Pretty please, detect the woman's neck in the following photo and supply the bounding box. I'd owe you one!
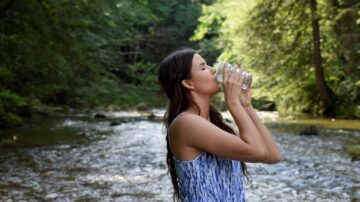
[186,94,212,120]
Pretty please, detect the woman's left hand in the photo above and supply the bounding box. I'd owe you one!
[240,88,252,108]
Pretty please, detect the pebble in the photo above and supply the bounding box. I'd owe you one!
[9,177,22,184]
[45,193,58,200]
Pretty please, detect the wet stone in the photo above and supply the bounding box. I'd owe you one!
[93,113,107,119]
[147,112,156,119]
[8,177,22,184]
[44,193,58,200]
[28,182,42,193]
[299,125,319,135]
[110,120,123,126]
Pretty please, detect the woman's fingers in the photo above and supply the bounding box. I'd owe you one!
[223,63,229,82]
[232,65,245,85]
[223,63,245,88]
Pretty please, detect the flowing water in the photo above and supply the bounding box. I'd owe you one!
[0,109,359,202]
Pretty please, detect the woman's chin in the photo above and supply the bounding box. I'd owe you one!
[213,86,222,94]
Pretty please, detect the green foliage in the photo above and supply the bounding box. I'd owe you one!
[0,91,25,128]
[0,0,211,126]
[2,0,358,128]
[0,91,25,113]
[0,113,23,128]
[192,0,360,118]
[191,2,228,65]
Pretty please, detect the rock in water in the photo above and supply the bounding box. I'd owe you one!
[94,113,107,119]
[110,120,123,126]
[45,193,58,200]
[299,125,319,135]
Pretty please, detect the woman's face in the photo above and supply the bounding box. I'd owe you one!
[185,53,221,95]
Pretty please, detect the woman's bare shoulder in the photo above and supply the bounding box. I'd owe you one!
[171,113,209,129]
[170,112,223,145]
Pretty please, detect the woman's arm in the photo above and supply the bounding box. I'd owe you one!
[171,66,270,162]
[244,105,282,164]
[227,101,269,161]
[240,88,282,164]
[171,112,269,162]
[223,65,269,161]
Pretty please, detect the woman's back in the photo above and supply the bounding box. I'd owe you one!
[173,152,246,202]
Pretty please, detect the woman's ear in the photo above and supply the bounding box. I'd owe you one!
[181,79,194,90]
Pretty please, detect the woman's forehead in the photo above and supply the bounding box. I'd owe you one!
[192,53,205,65]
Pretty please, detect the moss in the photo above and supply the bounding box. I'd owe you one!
[345,137,360,161]
[347,145,360,161]
[344,137,360,161]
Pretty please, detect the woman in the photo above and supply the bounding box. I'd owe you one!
[158,48,281,201]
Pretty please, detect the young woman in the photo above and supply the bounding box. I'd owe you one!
[158,48,281,201]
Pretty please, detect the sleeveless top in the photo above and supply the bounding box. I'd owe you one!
[169,114,246,202]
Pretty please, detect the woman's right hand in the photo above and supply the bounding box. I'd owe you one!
[222,64,245,106]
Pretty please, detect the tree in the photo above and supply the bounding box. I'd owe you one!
[309,0,336,116]
[0,0,214,127]
[192,0,360,118]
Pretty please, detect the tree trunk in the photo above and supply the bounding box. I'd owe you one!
[309,0,336,117]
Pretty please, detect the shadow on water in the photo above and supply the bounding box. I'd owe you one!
[0,109,359,201]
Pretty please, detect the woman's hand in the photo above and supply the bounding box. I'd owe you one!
[239,67,253,108]
[240,88,252,108]
[222,64,244,106]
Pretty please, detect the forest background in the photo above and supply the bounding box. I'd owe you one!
[0,0,359,128]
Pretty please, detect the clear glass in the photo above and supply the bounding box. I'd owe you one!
[215,62,252,90]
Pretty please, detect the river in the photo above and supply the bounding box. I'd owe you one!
[0,109,359,201]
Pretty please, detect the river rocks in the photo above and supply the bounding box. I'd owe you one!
[107,104,122,111]
[110,120,123,126]
[299,125,319,135]
[138,110,158,120]
[9,177,22,184]
[344,137,360,161]
[147,112,156,119]
[135,102,149,111]
[93,113,107,119]
[45,193,58,200]
[346,137,360,161]
[347,145,360,161]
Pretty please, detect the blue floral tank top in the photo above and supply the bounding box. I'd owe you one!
[173,152,246,202]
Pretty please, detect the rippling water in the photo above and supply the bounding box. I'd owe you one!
[0,110,359,201]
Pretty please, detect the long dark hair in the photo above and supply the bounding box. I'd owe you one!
[158,48,249,201]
